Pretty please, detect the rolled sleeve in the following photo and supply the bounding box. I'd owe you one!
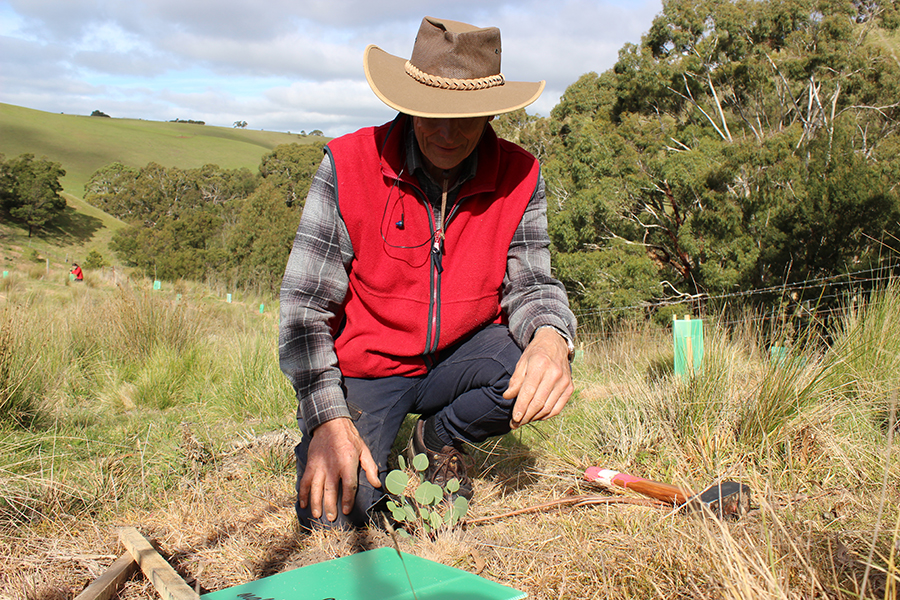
[501,174,577,348]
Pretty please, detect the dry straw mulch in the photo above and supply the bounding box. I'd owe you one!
[1,429,894,600]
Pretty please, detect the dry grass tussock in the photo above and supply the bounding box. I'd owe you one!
[3,411,898,600]
[1,277,899,600]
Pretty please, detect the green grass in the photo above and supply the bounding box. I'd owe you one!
[1,101,329,286]
[0,102,322,197]
[1,272,898,599]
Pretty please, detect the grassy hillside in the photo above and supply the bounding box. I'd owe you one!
[0,102,321,197]
[0,102,326,276]
[0,192,126,279]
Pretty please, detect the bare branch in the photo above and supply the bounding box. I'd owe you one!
[764,51,806,128]
[669,137,693,152]
[838,102,900,119]
[679,73,730,142]
[707,72,733,142]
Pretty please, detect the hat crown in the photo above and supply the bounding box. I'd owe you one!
[409,17,501,80]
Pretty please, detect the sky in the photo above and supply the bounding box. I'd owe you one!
[0,0,662,138]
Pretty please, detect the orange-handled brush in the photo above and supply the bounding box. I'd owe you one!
[584,467,693,505]
[584,467,752,518]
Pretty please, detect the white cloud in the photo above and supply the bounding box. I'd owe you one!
[159,31,361,80]
[0,0,662,136]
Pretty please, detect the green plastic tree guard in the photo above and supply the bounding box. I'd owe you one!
[673,315,704,378]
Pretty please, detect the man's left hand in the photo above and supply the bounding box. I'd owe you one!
[503,327,574,429]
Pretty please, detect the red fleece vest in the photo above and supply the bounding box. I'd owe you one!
[327,117,540,378]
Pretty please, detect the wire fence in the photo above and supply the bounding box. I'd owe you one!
[571,263,900,334]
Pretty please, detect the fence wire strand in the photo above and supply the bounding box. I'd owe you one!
[571,263,900,328]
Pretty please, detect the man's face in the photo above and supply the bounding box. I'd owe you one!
[412,116,491,177]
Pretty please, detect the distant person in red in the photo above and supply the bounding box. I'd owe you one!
[70,263,83,281]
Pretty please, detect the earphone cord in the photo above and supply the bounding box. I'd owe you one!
[379,169,433,250]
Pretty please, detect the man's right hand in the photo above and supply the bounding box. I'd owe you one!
[297,417,381,522]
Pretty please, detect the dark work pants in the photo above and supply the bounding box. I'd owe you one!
[294,324,522,529]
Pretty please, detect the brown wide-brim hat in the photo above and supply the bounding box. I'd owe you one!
[364,16,545,119]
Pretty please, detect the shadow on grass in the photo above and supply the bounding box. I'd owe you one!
[646,352,673,386]
[471,432,539,496]
[40,205,104,245]
[387,414,540,497]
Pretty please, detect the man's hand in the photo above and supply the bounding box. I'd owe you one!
[503,327,573,429]
[297,417,381,522]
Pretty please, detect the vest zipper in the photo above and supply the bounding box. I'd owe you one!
[421,171,470,367]
[426,172,450,358]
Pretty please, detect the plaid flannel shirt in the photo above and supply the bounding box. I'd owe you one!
[279,123,576,432]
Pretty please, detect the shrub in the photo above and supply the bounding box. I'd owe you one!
[384,453,469,535]
[83,250,108,270]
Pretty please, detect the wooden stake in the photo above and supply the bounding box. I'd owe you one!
[118,527,200,600]
[686,335,694,374]
[74,554,138,600]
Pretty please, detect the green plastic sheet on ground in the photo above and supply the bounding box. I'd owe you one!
[201,546,526,600]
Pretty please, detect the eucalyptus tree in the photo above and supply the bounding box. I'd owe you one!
[0,154,66,237]
[544,0,900,319]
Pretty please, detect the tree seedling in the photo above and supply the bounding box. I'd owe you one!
[384,453,469,536]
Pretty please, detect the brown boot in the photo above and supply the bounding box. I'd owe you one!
[408,419,473,501]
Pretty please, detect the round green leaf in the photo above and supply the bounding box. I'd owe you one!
[452,495,469,519]
[385,470,409,495]
[412,453,430,472]
[397,455,407,471]
[390,505,408,522]
[445,478,460,494]
[429,510,443,530]
[426,482,445,505]
[403,504,417,522]
[415,483,430,505]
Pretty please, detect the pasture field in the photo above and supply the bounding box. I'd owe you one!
[0,103,318,197]
[0,267,897,600]
[1,101,324,289]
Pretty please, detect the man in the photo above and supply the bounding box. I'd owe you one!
[279,16,577,530]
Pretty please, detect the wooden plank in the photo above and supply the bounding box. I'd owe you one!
[118,527,200,600]
[74,554,138,600]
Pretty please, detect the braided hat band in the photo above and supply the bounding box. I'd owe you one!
[363,17,544,119]
[404,61,505,91]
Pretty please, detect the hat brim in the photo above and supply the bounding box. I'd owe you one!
[364,45,545,118]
